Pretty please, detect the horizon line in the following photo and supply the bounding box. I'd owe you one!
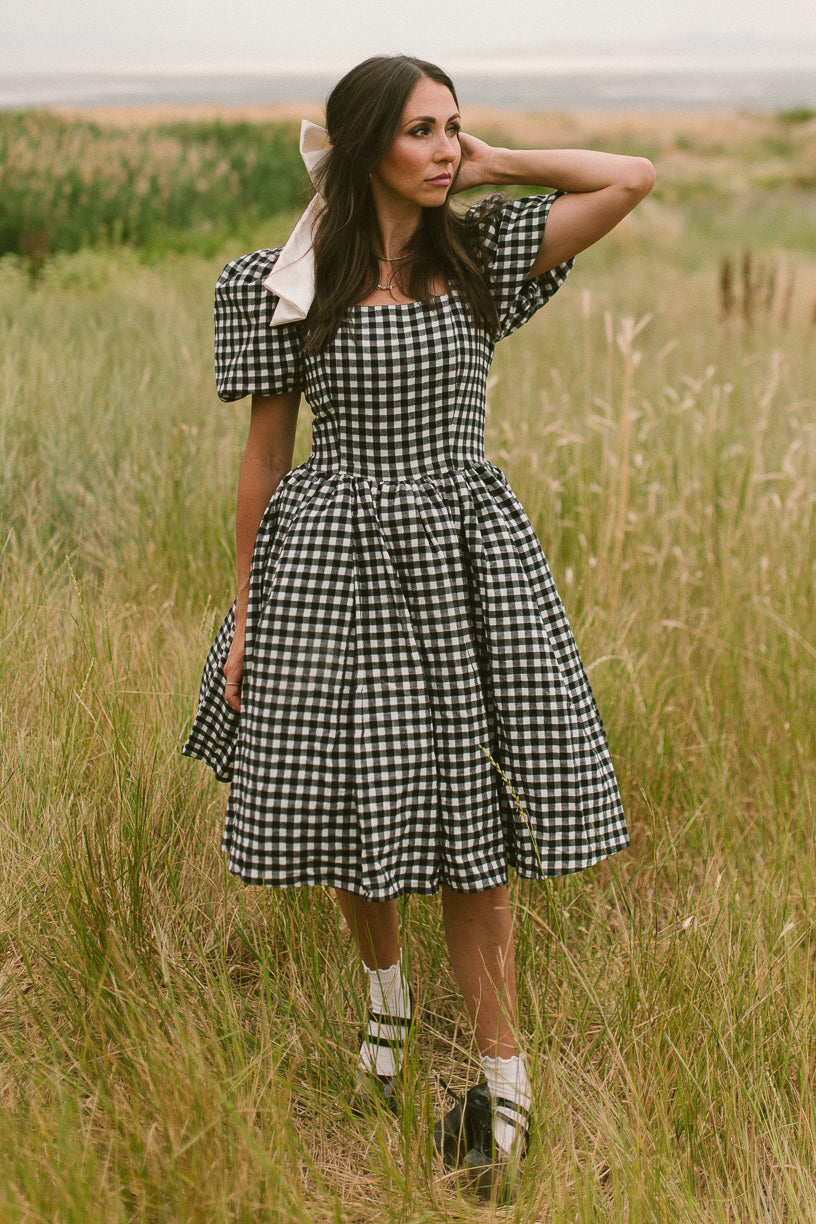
[5,48,816,78]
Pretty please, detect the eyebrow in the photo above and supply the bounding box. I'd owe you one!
[404,112,461,126]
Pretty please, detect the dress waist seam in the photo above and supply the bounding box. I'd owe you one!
[303,456,495,482]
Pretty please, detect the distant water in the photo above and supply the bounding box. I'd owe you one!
[1,63,815,112]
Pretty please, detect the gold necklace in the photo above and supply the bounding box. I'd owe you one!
[376,251,410,293]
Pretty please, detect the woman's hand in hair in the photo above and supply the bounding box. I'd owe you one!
[453,132,500,193]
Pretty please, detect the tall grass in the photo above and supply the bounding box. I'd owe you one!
[0,112,308,259]
[0,128,815,1219]
[4,106,816,265]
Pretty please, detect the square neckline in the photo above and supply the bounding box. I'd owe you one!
[350,293,451,311]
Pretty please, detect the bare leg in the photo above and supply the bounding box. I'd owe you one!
[336,889,400,969]
[441,884,519,1060]
[337,890,410,1095]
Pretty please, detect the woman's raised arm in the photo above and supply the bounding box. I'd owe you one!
[456,133,656,276]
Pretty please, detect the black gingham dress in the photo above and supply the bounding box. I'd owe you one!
[183,194,629,900]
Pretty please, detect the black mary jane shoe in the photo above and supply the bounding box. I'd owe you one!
[435,1081,530,1203]
[348,988,415,1117]
[433,1081,471,1167]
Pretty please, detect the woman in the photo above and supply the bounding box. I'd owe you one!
[184,54,654,1197]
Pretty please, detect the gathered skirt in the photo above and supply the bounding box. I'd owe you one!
[182,456,628,900]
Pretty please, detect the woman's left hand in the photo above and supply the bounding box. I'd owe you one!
[453,133,498,193]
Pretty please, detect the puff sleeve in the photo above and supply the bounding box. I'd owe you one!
[214,248,306,401]
[469,194,574,340]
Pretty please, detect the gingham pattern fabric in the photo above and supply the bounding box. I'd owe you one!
[183,194,629,899]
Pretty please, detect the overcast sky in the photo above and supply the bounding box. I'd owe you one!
[4,0,816,73]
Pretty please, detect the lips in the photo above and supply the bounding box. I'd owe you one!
[426,175,452,186]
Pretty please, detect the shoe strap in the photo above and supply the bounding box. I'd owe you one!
[363,1007,413,1048]
[364,1024,409,1048]
[367,1007,413,1029]
[493,1095,531,1132]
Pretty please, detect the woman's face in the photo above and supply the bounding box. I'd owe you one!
[370,77,461,213]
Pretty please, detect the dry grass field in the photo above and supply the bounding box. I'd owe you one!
[0,107,814,1221]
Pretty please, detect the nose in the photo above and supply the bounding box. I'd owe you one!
[435,131,460,163]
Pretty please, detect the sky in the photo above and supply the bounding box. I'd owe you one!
[4,0,816,74]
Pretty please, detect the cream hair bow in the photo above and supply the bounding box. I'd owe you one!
[262,120,331,326]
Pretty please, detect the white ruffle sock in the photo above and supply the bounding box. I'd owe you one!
[481,1052,532,1155]
[358,960,413,1078]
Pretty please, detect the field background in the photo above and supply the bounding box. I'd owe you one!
[0,105,815,1222]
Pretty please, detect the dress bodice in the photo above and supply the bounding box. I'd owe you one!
[304,294,493,479]
[211,195,574,477]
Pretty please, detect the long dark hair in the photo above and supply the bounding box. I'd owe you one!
[303,55,500,353]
